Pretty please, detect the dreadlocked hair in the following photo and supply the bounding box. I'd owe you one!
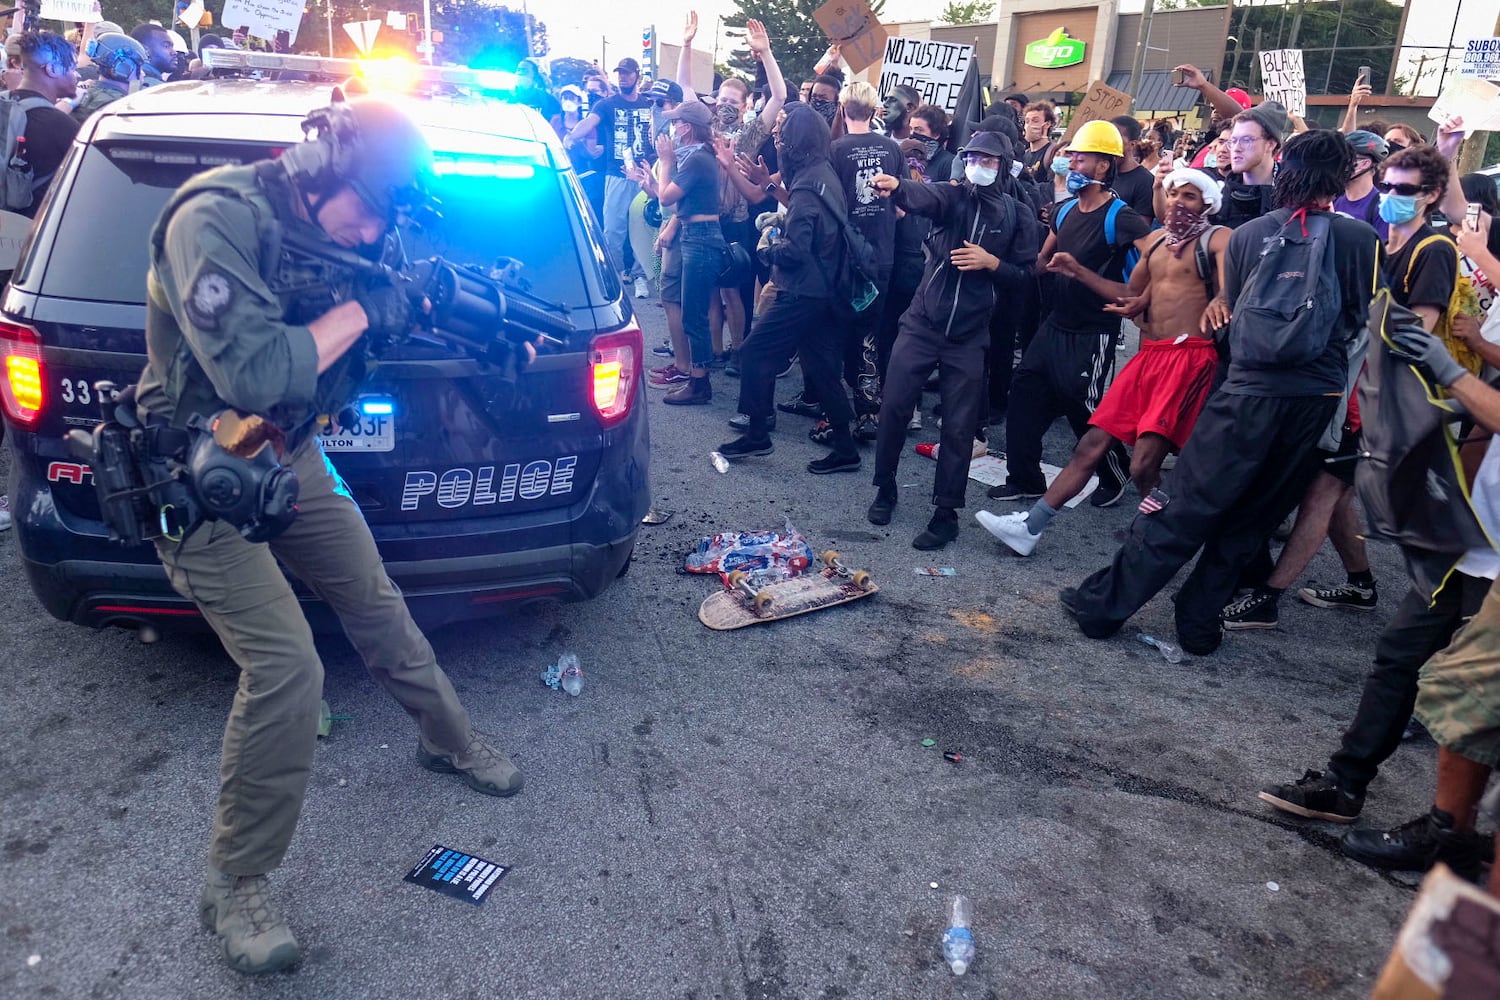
[1274,129,1353,210]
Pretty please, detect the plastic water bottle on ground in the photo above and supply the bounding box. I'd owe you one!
[942,895,975,976]
[1139,634,1185,663]
[540,652,585,696]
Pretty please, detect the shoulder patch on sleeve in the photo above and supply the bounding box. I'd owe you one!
[186,266,236,330]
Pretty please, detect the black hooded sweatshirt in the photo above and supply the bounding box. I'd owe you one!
[760,105,843,300]
[890,162,1039,342]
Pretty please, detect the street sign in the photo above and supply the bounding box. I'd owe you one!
[343,18,381,56]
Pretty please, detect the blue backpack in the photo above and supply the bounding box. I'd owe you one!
[1053,195,1141,282]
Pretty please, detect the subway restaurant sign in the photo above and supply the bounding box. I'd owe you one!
[1025,28,1086,70]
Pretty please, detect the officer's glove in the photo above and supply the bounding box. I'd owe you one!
[355,275,415,355]
[1388,326,1467,388]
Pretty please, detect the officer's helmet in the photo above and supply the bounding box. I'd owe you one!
[87,32,147,83]
[286,97,433,225]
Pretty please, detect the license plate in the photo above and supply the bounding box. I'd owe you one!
[321,405,395,452]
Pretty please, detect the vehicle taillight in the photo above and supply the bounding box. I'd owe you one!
[0,318,44,430]
[589,322,642,428]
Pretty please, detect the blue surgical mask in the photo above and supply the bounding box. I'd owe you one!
[1204,153,1219,169]
[1051,155,1070,176]
[1378,192,1422,225]
[1065,169,1096,195]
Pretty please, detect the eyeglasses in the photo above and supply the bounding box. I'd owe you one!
[1375,180,1430,196]
[1227,135,1266,147]
[651,100,666,107]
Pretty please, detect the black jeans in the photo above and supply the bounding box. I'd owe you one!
[1071,391,1338,653]
[1002,319,1128,494]
[874,317,986,509]
[1327,574,1490,796]
[737,292,851,436]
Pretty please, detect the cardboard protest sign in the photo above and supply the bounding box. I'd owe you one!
[1459,38,1500,80]
[877,37,974,117]
[1258,49,1306,118]
[39,0,100,22]
[221,0,303,43]
[813,0,888,76]
[1060,79,1132,145]
[1429,77,1500,133]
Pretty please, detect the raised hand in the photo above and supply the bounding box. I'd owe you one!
[746,19,769,56]
[683,11,698,45]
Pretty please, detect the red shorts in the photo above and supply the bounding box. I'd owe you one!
[1088,337,1218,449]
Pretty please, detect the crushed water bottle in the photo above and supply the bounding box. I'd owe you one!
[1139,634,1184,664]
[540,652,585,696]
[941,895,975,976]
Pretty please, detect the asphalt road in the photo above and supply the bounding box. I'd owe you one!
[0,299,1455,999]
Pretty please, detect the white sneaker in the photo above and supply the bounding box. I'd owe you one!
[975,509,1038,556]
[634,276,651,299]
[0,494,11,531]
[907,409,922,431]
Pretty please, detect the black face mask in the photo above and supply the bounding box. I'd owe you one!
[810,98,837,125]
[920,136,942,159]
[1386,140,1407,153]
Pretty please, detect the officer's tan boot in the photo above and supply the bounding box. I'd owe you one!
[200,868,302,975]
[417,733,524,797]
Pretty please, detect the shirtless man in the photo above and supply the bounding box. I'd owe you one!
[977,168,1229,556]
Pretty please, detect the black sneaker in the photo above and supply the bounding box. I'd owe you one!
[728,412,775,431]
[651,341,674,357]
[1298,581,1378,611]
[777,392,822,417]
[808,419,833,445]
[1341,807,1493,881]
[1090,470,1128,508]
[776,354,798,378]
[1220,590,1279,630]
[867,489,896,525]
[987,482,1044,502]
[1257,770,1363,823]
[717,436,774,459]
[853,413,879,442]
[808,450,860,475]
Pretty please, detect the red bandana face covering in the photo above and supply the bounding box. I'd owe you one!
[1163,201,1211,256]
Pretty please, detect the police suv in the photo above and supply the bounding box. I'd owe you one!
[0,52,649,632]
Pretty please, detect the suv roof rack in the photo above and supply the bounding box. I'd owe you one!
[201,49,519,97]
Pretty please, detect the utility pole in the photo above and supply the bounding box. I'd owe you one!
[326,0,334,57]
[1127,0,1155,99]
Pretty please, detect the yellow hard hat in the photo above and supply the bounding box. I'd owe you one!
[1065,119,1125,157]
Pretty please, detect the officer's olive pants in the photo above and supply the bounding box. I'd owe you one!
[156,440,473,875]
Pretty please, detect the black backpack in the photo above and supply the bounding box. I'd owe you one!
[1228,210,1341,369]
[809,180,879,317]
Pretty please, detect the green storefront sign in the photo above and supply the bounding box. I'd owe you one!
[1025,28,1087,70]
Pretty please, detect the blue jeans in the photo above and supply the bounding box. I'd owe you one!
[603,175,638,279]
[678,220,725,369]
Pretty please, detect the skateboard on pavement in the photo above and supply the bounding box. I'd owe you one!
[698,550,879,630]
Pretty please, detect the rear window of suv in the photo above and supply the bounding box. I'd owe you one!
[32,138,598,309]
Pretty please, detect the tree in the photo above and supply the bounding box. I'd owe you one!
[546,56,596,89]
[723,0,884,81]
[938,1,996,25]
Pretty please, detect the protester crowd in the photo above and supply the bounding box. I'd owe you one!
[541,13,1500,897]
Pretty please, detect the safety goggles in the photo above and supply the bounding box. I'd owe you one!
[1374,180,1430,196]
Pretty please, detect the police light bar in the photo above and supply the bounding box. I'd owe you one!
[201,49,517,93]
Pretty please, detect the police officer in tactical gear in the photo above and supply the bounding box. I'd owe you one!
[68,32,146,123]
[136,97,524,976]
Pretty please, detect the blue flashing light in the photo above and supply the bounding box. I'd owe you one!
[471,69,517,91]
[434,159,536,179]
[360,399,395,416]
